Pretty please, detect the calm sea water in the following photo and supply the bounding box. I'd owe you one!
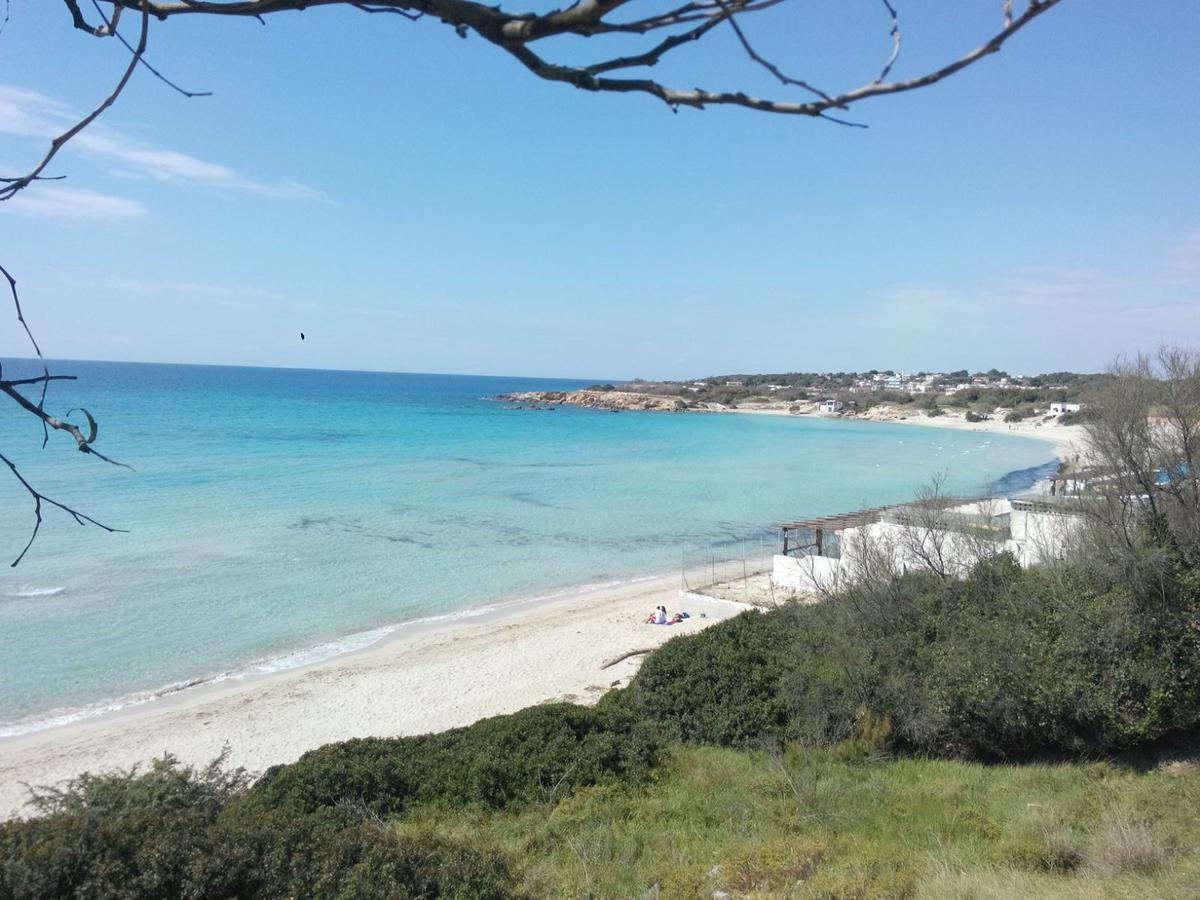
[0,361,1056,733]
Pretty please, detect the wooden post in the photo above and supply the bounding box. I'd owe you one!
[816,527,824,557]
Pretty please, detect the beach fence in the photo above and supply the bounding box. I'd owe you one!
[679,533,776,606]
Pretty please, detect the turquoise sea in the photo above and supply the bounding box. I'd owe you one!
[0,361,1056,734]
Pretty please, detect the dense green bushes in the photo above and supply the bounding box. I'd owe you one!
[0,702,658,898]
[619,606,794,746]
[247,701,660,816]
[0,756,519,900]
[623,553,1200,759]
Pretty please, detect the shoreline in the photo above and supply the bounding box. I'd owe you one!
[496,390,1087,465]
[0,570,678,742]
[0,573,749,820]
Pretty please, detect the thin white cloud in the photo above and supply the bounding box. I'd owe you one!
[4,185,146,222]
[878,264,1150,315]
[92,274,291,302]
[0,85,319,200]
[342,305,414,321]
[1163,230,1200,283]
[866,237,1200,366]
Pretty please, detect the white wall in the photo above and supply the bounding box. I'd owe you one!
[1009,508,1084,564]
[773,508,1083,595]
[773,553,842,593]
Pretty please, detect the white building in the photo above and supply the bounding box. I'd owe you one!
[819,399,845,414]
[773,494,1087,595]
[1049,402,1082,415]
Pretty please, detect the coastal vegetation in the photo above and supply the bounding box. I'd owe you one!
[2,351,1198,898]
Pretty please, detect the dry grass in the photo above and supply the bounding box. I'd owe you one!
[1085,812,1169,876]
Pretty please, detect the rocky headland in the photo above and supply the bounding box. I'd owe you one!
[495,390,706,412]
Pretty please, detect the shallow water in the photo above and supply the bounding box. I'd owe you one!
[0,361,1055,732]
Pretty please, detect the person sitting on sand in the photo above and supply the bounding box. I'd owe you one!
[670,611,689,624]
[645,605,667,625]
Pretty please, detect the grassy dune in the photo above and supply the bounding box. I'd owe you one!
[403,743,1200,899]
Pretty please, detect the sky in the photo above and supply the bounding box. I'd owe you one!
[0,0,1197,380]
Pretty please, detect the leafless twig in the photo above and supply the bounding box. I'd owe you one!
[0,3,148,202]
[38,0,1066,125]
[1,263,130,563]
[91,0,214,97]
[0,451,128,567]
[875,0,901,83]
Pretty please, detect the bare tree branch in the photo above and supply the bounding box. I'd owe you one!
[0,384,133,470]
[875,0,900,83]
[69,0,1065,120]
[0,3,148,202]
[0,375,79,388]
[584,10,729,76]
[712,0,834,104]
[0,0,1065,201]
[0,451,128,567]
[1,263,130,563]
[91,0,214,97]
[0,263,54,447]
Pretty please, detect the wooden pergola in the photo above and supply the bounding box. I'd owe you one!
[778,506,890,557]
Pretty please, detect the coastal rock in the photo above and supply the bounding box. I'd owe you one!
[494,389,706,413]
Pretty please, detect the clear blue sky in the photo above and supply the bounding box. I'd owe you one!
[1,1,1197,379]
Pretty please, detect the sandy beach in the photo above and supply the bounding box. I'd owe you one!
[734,405,1087,465]
[861,412,1087,464]
[0,574,747,820]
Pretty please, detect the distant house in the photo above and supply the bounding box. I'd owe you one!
[725,380,744,387]
[819,399,845,414]
[1049,402,1082,415]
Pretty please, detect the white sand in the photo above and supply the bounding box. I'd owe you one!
[0,574,748,820]
[871,413,1088,465]
[732,406,1087,465]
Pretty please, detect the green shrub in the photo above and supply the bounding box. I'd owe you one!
[623,607,795,746]
[964,410,985,423]
[0,756,519,900]
[781,554,1200,758]
[247,702,660,817]
[624,553,1200,759]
